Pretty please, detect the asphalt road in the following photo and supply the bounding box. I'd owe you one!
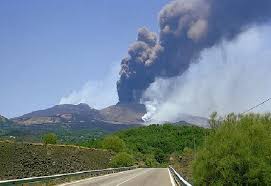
[60,168,175,186]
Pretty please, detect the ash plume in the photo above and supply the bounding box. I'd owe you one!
[117,0,271,103]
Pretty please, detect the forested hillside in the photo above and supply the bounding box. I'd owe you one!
[81,124,208,167]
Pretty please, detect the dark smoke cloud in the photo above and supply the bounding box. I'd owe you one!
[117,0,271,103]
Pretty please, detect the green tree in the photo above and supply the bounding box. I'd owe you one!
[110,152,134,168]
[144,154,159,167]
[209,111,220,129]
[101,136,126,153]
[193,113,271,185]
[42,133,58,145]
[155,150,167,164]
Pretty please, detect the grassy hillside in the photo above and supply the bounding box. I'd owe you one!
[0,141,114,180]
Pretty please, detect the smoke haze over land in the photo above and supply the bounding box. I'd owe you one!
[142,25,271,124]
[60,64,119,109]
[117,0,271,104]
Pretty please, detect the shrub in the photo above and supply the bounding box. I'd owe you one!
[145,155,159,168]
[42,133,58,145]
[193,113,271,185]
[110,152,134,168]
[101,136,125,153]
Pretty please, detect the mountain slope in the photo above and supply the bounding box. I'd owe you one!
[12,103,147,125]
[12,104,102,125]
[100,103,146,124]
[6,104,143,140]
[19,103,99,118]
[0,115,9,124]
[10,103,208,128]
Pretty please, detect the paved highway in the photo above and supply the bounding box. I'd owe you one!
[60,168,176,186]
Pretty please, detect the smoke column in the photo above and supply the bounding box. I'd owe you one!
[117,0,271,103]
[142,25,271,124]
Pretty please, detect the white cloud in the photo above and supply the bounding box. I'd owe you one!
[142,24,271,124]
[59,64,119,109]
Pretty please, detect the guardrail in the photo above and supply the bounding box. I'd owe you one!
[0,166,136,186]
[169,166,192,186]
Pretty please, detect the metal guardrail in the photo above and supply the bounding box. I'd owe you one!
[0,166,137,186]
[169,166,192,186]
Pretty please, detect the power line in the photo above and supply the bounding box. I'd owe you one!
[241,97,271,115]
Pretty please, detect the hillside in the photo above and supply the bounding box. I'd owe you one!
[82,124,209,167]
[12,103,102,125]
[4,104,143,142]
[100,103,146,124]
[12,103,146,125]
[0,115,9,124]
[0,141,114,180]
[0,120,139,144]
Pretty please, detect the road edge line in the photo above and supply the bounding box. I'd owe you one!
[168,168,177,186]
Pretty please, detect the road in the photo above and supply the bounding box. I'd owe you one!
[60,168,176,186]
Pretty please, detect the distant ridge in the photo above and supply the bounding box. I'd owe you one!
[0,115,9,124]
[12,103,146,125]
[16,103,100,119]
[10,103,208,127]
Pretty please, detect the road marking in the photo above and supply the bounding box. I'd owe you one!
[59,169,142,186]
[116,169,151,186]
[168,168,176,186]
[169,166,192,186]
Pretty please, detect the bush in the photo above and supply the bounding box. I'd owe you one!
[193,113,271,185]
[42,133,58,145]
[101,136,125,153]
[110,152,134,168]
[145,155,159,168]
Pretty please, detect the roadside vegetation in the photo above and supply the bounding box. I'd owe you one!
[80,124,208,168]
[193,113,271,185]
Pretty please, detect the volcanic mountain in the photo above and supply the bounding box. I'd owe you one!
[12,103,146,125]
[11,103,208,127]
[13,103,102,125]
[5,103,145,137]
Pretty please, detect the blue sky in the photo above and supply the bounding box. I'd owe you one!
[0,0,169,117]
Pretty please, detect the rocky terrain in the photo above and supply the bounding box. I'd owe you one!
[100,103,146,124]
[0,141,113,180]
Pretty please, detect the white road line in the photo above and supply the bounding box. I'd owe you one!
[59,169,141,186]
[169,167,192,186]
[168,168,176,186]
[116,169,151,186]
